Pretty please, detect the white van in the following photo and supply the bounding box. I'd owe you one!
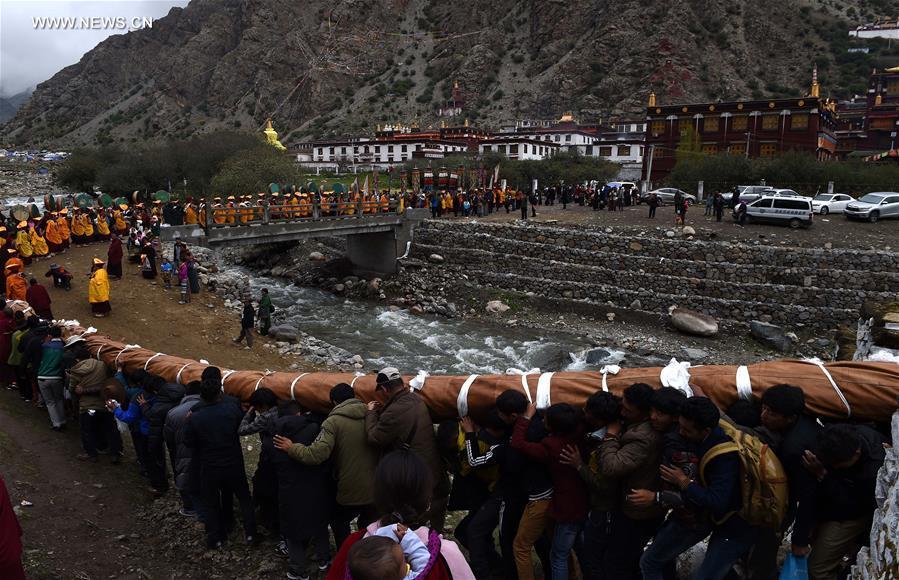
[743,195,814,228]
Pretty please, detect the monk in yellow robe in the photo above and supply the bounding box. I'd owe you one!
[81,214,95,241]
[71,213,86,245]
[185,204,198,225]
[114,210,128,234]
[88,258,111,317]
[96,213,111,239]
[14,225,33,264]
[45,219,62,253]
[30,227,49,257]
[56,214,71,249]
[5,269,26,301]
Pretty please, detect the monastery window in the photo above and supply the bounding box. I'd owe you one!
[340,147,346,154]
[483,145,492,152]
[702,144,718,155]
[599,146,613,157]
[761,115,779,130]
[791,114,809,130]
[729,143,746,156]
[678,118,693,133]
[317,148,323,156]
[329,147,335,155]
[731,115,748,131]
[760,143,778,157]
[650,120,666,136]
[585,145,593,155]
[510,145,519,154]
[703,117,719,133]
[888,79,899,95]
[401,145,408,153]
[565,134,572,142]
[618,145,631,156]
[388,145,394,153]
[374,146,381,153]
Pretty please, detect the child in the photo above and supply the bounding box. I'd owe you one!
[178,258,190,304]
[160,258,173,290]
[347,536,406,580]
[371,522,430,580]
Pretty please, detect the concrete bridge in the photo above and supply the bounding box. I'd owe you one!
[161,202,429,276]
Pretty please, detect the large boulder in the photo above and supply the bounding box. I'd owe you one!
[530,348,571,372]
[486,300,510,314]
[268,324,299,342]
[428,253,445,264]
[584,348,613,364]
[749,321,794,352]
[668,306,718,337]
[309,251,326,262]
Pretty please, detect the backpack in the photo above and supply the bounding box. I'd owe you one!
[698,420,789,530]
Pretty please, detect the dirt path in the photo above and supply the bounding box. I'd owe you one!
[29,243,294,371]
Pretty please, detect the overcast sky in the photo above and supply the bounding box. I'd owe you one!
[1,0,189,96]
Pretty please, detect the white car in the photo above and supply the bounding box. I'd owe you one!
[769,189,808,198]
[811,193,853,215]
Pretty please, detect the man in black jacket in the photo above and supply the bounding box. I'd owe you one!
[641,397,757,579]
[233,297,255,348]
[750,384,820,579]
[184,371,257,548]
[142,374,185,496]
[801,423,885,580]
[496,390,552,580]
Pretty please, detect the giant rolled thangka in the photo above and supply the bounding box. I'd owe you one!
[69,325,899,423]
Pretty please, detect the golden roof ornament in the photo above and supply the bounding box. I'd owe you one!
[648,91,657,107]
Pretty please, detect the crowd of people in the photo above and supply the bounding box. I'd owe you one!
[3,324,889,580]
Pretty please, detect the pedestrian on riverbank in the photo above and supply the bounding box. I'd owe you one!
[258,288,274,336]
[648,191,659,219]
[714,192,725,222]
[88,258,111,318]
[234,297,255,349]
[705,193,714,217]
[178,257,190,304]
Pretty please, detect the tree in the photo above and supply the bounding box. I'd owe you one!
[210,146,299,195]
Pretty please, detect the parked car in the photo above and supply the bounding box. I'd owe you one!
[736,185,775,204]
[740,195,814,228]
[844,192,899,223]
[769,188,808,198]
[641,188,697,205]
[811,193,853,215]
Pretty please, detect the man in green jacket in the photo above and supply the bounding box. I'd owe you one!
[274,383,378,546]
[257,288,274,336]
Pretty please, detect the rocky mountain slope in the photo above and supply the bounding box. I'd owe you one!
[1,0,896,147]
[0,88,33,124]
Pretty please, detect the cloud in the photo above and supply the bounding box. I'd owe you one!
[0,0,188,96]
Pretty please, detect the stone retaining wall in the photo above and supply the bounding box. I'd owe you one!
[412,220,899,330]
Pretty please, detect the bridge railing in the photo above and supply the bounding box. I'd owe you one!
[205,200,400,228]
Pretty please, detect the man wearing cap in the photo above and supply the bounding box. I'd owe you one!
[88,258,111,317]
[365,367,450,530]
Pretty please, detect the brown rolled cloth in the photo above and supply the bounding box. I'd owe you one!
[70,327,899,423]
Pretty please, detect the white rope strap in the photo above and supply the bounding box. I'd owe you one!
[809,360,851,418]
[735,366,752,401]
[536,372,555,409]
[176,363,193,385]
[254,377,266,391]
[143,352,165,371]
[94,345,105,360]
[456,374,479,417]
[599,365,621,393]
[114,345,140,365]
[521,374,533,403]
[350,373,364,389]
[289,372,309,400]
[221,370,237,392]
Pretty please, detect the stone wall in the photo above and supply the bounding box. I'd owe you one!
[411,221,899,331]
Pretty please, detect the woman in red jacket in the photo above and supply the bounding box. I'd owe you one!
[0,474,25,580]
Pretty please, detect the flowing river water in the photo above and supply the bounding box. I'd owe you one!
[236,269,627,374]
